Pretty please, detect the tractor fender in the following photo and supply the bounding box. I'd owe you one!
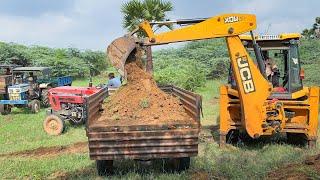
[39,83,51,89]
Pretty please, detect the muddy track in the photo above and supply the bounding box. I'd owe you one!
[0,142,88,158]
[267,154,320,180]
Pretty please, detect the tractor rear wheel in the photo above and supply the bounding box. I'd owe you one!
[43,115,65,135]
[29,100,41,113]
[0,104,11,115]
[96,160,113,176]
[41,88,51,107]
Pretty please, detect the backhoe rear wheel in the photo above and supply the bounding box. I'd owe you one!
[287,133,307,147]
[43,115,65,135]
[0,104,11,115]
[96,160,113,176]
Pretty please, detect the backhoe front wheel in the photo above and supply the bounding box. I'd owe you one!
[0,104,11,115]
[96,160,113,176]
[43,115,65,135]
[220,130,240,147]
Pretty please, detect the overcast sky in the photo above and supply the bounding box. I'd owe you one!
[0,0,318,50]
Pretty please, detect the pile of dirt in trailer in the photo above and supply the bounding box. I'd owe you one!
[94,62,194,126]
[267,154,320,180]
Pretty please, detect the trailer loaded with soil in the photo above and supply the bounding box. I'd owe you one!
[85,62,202,175]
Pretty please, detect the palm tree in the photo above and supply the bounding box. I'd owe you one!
[121,0,173,32]
[121,0,173,72]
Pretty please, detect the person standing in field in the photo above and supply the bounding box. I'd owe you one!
[107,73,122,88]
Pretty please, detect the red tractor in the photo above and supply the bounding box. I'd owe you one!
[43,86,108,135]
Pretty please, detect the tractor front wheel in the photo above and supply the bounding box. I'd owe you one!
[0,104,11,115]
[43,115,65,135]
[29,100,41,113]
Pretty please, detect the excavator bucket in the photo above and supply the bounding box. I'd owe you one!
[107,36,137,76]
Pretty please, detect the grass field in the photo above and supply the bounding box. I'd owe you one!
[0,78,319,179]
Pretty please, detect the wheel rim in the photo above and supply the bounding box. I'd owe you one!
[34,103,39,112]
[45,119,62,135]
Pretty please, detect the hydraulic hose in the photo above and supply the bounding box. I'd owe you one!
[250,31,267,79]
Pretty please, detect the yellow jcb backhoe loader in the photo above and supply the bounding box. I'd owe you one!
[220,33,320,147]
[107,13,320,148]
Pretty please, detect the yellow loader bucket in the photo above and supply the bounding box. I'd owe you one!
[106,36,137,76]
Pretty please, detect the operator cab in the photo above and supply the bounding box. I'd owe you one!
[239,33,303,98]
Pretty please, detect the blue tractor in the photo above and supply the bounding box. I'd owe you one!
[0,67,72,115]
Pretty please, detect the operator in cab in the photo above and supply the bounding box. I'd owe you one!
[107,73,122,88]
[5,68,11,75]
[263,51,280,87]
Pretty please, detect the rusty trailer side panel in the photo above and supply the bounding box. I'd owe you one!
[88,129,199,160]
[85,85,202,161]
[84,86,108,125]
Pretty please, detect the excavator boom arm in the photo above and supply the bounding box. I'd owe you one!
[140,14,256,45]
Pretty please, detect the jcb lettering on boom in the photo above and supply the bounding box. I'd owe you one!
[224,16,240,23]
[237,56,255,93]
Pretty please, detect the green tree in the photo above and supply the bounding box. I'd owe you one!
[0,41,108,78]
[302,17,320,39]
[121,0,173,32]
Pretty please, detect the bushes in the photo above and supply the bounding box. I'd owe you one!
[154,57,206,91]
[299,39,320,86]
[152,39,228,90]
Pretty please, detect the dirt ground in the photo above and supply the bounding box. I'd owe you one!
[94,61,195,126]
[0,142,88,158]
[267,154,320,180]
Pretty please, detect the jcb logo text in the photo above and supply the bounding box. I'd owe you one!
[224,16,240,23]
[237,57,255,93]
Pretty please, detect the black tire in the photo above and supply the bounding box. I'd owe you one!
[43,115,65,135]
[41,88,50,107]
[170,157,191,172]
[226,130,240,145]
[29,100,41,113]
[69,118,85,126]
[96,160,113,176]
[0,104,11,115]
[178,157,190,171]
[287,133,307,147]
